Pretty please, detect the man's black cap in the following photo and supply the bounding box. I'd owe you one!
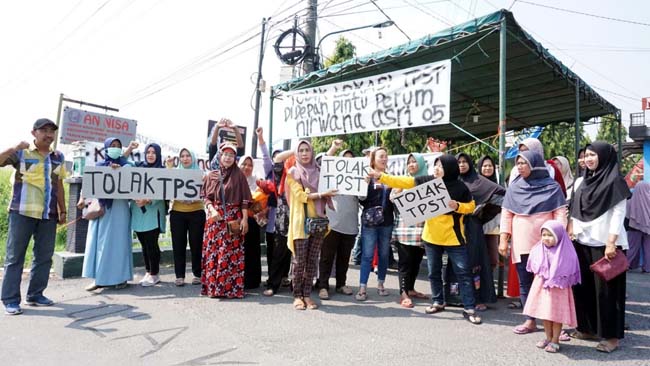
[33,118,58,130]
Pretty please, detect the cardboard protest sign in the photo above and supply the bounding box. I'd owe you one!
[392,177,452,225]
[275,59,451,139]
[60,107,137,145]
[318,156,369,196]
[82,166,203,200]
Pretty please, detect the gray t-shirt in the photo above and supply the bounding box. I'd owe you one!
[326,195,359,235]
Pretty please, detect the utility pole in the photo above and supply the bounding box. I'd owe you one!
[304,0,318,74]
[251,18,267,158]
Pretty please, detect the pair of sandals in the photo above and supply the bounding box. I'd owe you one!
[424,303,481,325]
[355,287,389,301]
[536,339,560,353]
[400,291,430,308]
[293,297,318,310]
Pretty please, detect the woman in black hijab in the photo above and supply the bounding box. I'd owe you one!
[456,153,505,311]
[569,141,631,353]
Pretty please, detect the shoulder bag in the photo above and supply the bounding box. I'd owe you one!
[300,179,329,236]
[362,183,386,227]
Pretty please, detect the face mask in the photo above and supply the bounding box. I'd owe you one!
[106,147,122,160]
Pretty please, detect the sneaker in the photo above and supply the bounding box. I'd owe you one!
[336,286,353,295]
[175,278,185,287]
[191,277,201,285]
[318,288,330,300]
[139,273,151,284]
[142,275,160,287]
[4,303,23,315]
[25,295,54,307]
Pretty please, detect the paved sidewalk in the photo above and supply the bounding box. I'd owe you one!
[1,264,649,366]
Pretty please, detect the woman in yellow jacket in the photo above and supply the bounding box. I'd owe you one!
[368,154,481,324]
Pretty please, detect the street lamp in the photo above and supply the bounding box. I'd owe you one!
[313,20,394,70]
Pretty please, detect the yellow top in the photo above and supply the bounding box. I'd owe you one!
[170,200,204,212]
[378,173,475,246]
[286,174,317,253]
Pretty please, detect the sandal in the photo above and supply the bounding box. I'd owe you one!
[175,278,185,287]
[293,297,306,310]
[569,330,599,340]
[544,342,560,353]
[377,287,389,296]
[596,340,619,353]
[475,304,488,312]
[408,291,429,300]
[559,330,571,342]
[303,297,319,310]
[400,297,414,308]
[536,339,551,349]
[507,301,522,309]
[114,281,128,289]
[263,289,274,297]
[424,303,445,314]
[355,291,368,301]
[513,324,538,335]
[463,310,482,325]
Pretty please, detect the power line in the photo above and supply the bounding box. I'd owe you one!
[516,0,650,27]
[370,0,412,41]
[400,0,454,26]
[121,40,260,108]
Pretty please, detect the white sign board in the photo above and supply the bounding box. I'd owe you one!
[60,107,137,145]
[82,166,204,200]
[392,178,453,226]
[318,156,370,196]
[276,59,451,139]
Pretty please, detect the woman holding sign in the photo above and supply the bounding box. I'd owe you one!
[81,138,135,291]
[167,148,205,287]
[201,143,252,299]
[356,147,395,302]
[285,140,337,310]
[499,150,567,334]
[131,143,168,287]
[390,153,429,308]
[368,154,482,325]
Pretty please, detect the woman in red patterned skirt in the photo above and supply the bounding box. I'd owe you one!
[201,143,252,298]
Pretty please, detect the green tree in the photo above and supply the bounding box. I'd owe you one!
[538,122,591,167]
[596,114,626,144]
[323,36,356,68]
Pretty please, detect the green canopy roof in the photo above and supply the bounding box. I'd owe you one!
[273,9,618,140]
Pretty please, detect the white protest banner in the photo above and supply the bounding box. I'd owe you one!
[318,156,369,196]
[82,166,203,200]
[275,59,451,139]
[393,177,452,226]
[60,107,137,145]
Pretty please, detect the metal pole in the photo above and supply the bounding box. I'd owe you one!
[575,80,581,179]
[268,89,274,155]
[251,18,267,158]
[304,0,318,74]
[617,109,623,164]
[497,16,507,298]
[53,93,64,151]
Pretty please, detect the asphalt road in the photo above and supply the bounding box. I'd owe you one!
[1,264,649,366]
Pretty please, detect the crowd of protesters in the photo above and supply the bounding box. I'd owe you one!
[2,118,645,355]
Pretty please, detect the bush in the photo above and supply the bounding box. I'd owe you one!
[0,168,68,266]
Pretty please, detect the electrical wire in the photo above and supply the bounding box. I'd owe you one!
[516,0,650,27]
[400,0,454,26]
[369,0,412,40]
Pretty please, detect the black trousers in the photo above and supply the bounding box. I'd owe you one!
[170,210,205,279]
[136,228,161,275]
[396,242,424,294]
[573,242,626,339]
[317,230,356,290]
[266,233,292,292]
[244,217,261,289]
[266,231,275,273]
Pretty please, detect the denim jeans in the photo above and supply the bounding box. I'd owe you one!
[515,254,535,321]
[359,224,393,286]
[424,242,476,310]
[2,212,57,305]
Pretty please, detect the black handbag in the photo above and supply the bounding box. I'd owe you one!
[300,179,329,236]
[275,195,290,236]
[362,184,386,227]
